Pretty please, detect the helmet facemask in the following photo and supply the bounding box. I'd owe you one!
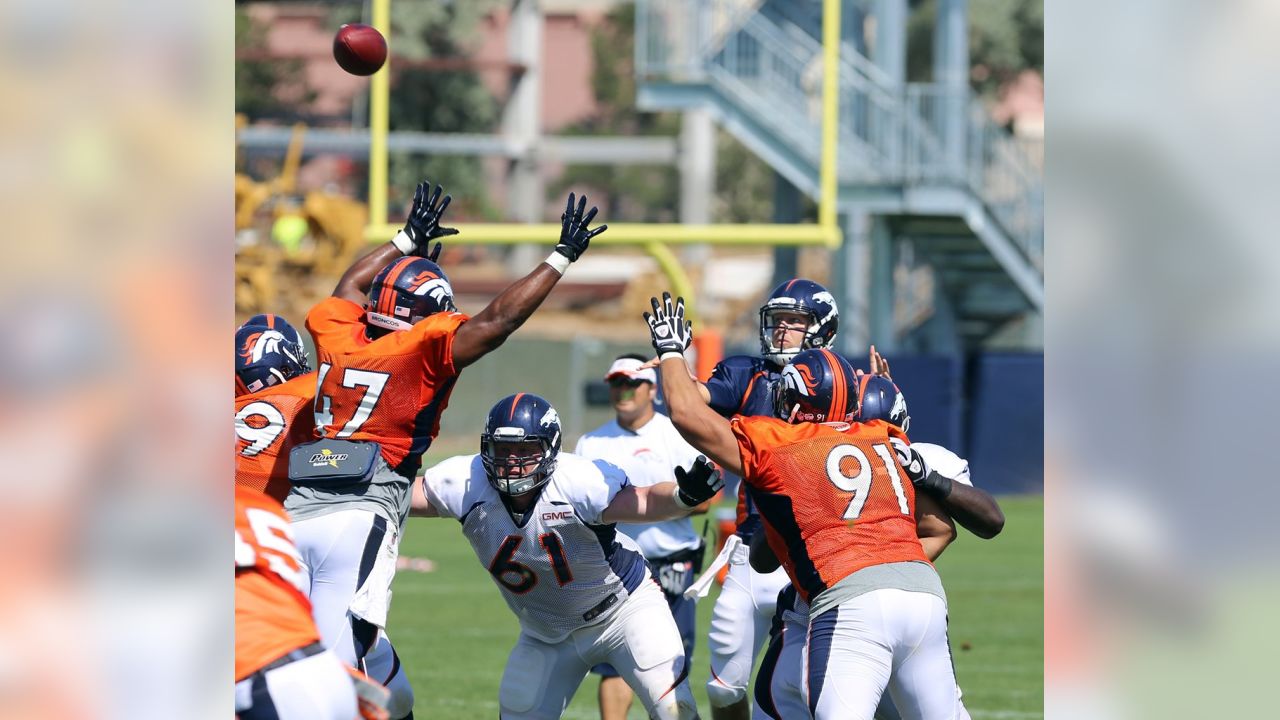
[759,304,825,366]
[481,429,557,498]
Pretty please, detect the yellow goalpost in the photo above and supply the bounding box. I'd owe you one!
[362,0,845,322]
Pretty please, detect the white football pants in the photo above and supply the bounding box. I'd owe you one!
[234,649,357,720]
[364,631,415,719]
[292,508,400,667]
[498,580,698,719]
[805,589,960,720]
[753,609,971,720]
[706,541,790,707]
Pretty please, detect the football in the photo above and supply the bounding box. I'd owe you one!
[333,23,387,76]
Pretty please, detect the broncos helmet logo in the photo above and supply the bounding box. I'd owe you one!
[406,271,454,313]
[890,388,908,420]
[811,291,839,325]
[539,407,562,447]
[238,329,294,364]
[407,271,438,290]
[781,362,821,397]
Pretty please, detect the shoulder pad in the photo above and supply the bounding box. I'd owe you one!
[426,453,481,481]
[713,354,764,372]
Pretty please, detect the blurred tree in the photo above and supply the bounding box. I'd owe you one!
[331,0,503,220]
[552,4,679,222]
[906,0,1043,96]
[714,130,782,224]
[554,4,775,224]
[235,7,315,119]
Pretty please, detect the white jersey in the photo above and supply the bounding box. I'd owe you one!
[574,414,703,558]
[423,452,651,644]
[912,443,974,487]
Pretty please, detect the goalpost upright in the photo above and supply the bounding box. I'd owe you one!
[364,0,845,323]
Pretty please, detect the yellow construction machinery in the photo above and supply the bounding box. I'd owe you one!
[235,115,370,318]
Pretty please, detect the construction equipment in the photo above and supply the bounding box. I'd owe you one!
[235,116,371,316]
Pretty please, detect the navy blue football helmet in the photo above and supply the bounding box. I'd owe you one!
[773,348,859,424]
[758,279,839,365]
[235,314,310,394]
[856,374,910,433]
[481,393,563,497]
[366,256,457,333]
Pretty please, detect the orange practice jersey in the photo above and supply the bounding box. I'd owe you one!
[235,487,319,681]
[306,297,469,475]
[235,373,317,503]
[731,417,928,603]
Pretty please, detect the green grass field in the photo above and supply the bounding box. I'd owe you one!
[388,495,1043,719]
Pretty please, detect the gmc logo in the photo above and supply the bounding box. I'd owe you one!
[541,511,574,521]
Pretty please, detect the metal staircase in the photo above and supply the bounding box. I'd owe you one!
[635,0,1043,350]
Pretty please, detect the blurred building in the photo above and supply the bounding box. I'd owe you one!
[239,1,619,130]
[236,1,1045,491]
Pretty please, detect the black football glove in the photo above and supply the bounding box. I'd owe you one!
[644,292,693,357]
[404,181,458,259]
[674,456,723,509]
[554,192,607,262]
[891,438,951,499]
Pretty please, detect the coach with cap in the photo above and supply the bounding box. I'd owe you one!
[575,353,711,720]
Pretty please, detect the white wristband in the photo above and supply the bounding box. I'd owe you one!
[672,485,696,510]
[659,351,685,362]
[390,229,415,255]
[543,251,571,275]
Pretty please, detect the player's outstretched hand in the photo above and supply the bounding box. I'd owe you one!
[404,181,459,258]
[554,192,607,262]
[870,344,892,379]
[644,292,693,358]
[674,456,723,509]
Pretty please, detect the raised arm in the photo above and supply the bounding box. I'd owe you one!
[333,181,455,304]
[639,355,714,404]
[646,294,745,476]
[450,193,606,369]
